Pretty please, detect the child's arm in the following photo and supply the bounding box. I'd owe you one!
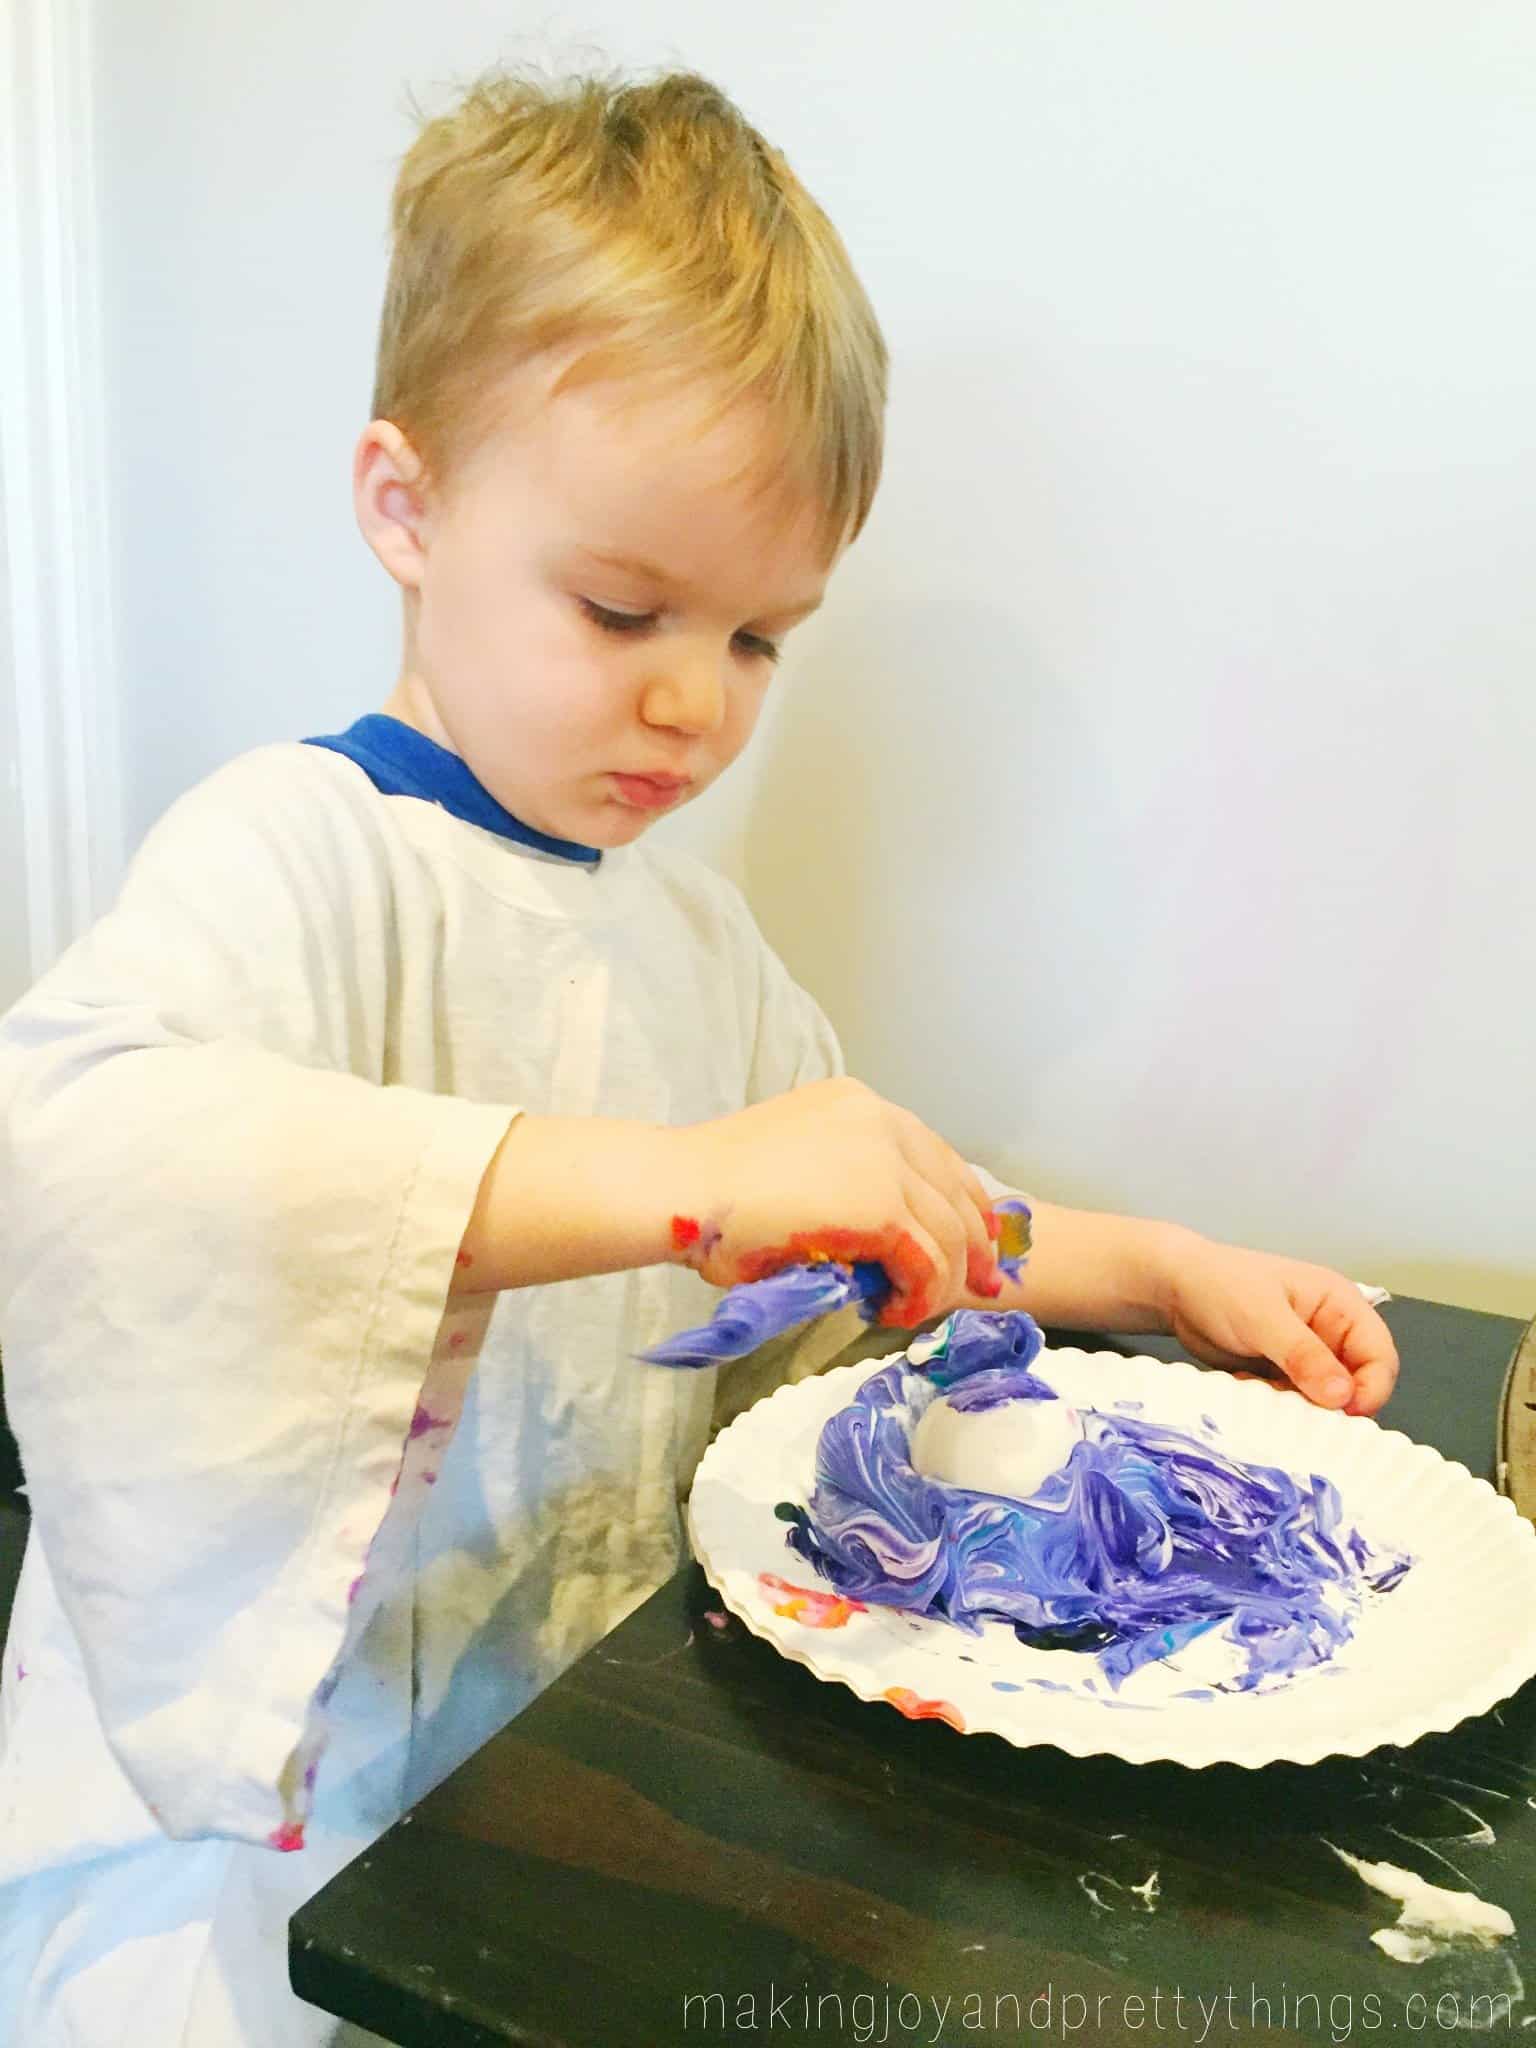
[954,1198,1399,1417]
[454,1077,1007,1329]
[693,893,1398,1417]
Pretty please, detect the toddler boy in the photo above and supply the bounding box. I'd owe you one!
[0,68,1396,2046]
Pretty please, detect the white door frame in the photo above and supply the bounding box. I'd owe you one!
[0,0,123,983]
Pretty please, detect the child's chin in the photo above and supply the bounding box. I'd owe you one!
[591,799,672,844]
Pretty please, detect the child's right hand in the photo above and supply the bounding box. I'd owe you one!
[662,1077,1005,1326]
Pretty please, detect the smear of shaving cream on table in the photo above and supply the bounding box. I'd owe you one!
[1329,1845,1515,1963]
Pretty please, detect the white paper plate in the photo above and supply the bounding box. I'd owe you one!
[687,1345,1536,1768]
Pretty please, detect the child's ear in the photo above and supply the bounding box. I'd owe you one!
[354,421,430,589]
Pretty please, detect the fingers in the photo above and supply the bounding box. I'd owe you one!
[872,1206,951,1328]
[1228,1370,1305,1398]
[899,1173,974,1316]
[1239,1301,1357,1407]
[1341,1358,1395,1418]
[860,1168,984,1327]
[1175,1255,1400,1417]
[1169,1327,1259,1371]
[890,1111,1001,1296]
[1308,1286,1400,1417]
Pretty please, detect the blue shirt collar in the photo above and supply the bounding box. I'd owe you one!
[303,714,602,866]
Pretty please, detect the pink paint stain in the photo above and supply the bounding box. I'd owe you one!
[758,1572,867,1630]
[15,1661,25,1682]
[304,1762,318,1791]
[347,1575,363,1605]
[409,1405,446,1440]
[269,1822,306,1853]
[448,1332,465,1351]
[702,1610,731,1632]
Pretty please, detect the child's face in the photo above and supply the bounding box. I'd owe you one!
[360,358,837,849]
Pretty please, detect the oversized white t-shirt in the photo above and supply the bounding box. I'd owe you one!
[0,736,891,2045]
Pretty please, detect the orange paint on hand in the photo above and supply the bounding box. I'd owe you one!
[454,1250,473,1269]
[738,1227,938,1327]
[671,1215,702,1250]
[883,1687,966,1732]
[759,1573,866,1629]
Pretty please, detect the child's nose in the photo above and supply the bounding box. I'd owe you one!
[639,656,727,736]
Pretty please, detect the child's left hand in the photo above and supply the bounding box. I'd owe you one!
[1157,1236,1398,1417]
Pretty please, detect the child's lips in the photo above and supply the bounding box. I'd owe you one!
[610,772,691,810]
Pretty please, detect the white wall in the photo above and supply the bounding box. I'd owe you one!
[92,2,1536,1315]
[0,487,30,1007]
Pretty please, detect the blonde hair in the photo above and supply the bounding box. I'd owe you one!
[372,67,888,557]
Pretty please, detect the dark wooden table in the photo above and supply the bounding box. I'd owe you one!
[292,1299,1536,2046]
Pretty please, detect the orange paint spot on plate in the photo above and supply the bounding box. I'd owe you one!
[883,1686,966,1732]
[758,1572,866,1630]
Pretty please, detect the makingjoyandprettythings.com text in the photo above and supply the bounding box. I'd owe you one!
[680,1981,1520,2042]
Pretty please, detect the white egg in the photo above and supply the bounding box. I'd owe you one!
[909,1391,1083,1501]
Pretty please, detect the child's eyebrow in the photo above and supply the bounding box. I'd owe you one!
[582,547,676,586]
[579,548,825,624]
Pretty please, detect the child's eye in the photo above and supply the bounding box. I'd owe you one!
[580,597,779,664]
[580,598,657,634]
[734,632,782,665]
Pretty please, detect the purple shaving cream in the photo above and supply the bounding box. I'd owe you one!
[777,1311,1409,1692]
